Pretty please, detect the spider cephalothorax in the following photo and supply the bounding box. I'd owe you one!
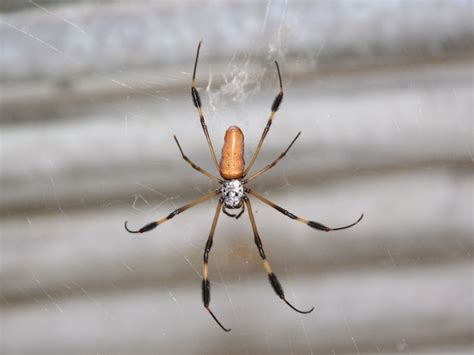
[124,41,363,332]
[221,179,245,218]
[221,180,244,208]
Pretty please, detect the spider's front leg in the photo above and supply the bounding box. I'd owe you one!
[244,61,285,176]
[191,41,220,172]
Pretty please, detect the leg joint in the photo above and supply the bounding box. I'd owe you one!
[268,272,285,298]
[275,205,297,219]
[138,221,158,233]
[307,220,331,231]
[271,92,283,112]
[202,278,210,306]
[203,239,213,262]
[191,87,201,108]
[167,209,180,220]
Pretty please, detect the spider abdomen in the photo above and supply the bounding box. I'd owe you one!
[219,126,245,179]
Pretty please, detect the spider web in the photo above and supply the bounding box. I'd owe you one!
[1,1,472,354]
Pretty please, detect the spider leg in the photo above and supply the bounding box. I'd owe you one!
[124,190,219,234]
[174,135,223,183]
[234,203,245,219]
[247,189,364,231]
[243,197,315,314]
[244,131,301,183]
[191,41,220,172]
[222,206,236,218]
[244,61,284,176]
[202,199,231,332]
[222,204,245,219]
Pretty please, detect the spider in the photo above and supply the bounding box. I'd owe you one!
[124,41,363,332]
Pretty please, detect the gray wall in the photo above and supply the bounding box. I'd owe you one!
[1,1,473,354]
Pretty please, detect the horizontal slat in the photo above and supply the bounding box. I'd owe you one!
[1,61,472,215]
[1,166,471,302]
[1,261,471,354]
[1,0,472,83]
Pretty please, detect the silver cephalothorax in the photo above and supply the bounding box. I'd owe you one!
[221,180,244,208]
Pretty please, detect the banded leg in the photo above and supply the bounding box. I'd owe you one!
[124,190,219,234]
[191,41,220,171]
[202,199,230,332]
[244,61,284,176]
[243,197,314,314]
[174,135,222,183]
[247,189,364,231]
[244,131,301,183]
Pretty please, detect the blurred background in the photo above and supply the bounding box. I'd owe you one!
[1,1,473,354]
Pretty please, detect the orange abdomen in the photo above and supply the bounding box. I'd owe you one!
[219,126,245,179]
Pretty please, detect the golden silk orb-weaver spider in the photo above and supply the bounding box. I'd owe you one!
[124,41,364,332]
